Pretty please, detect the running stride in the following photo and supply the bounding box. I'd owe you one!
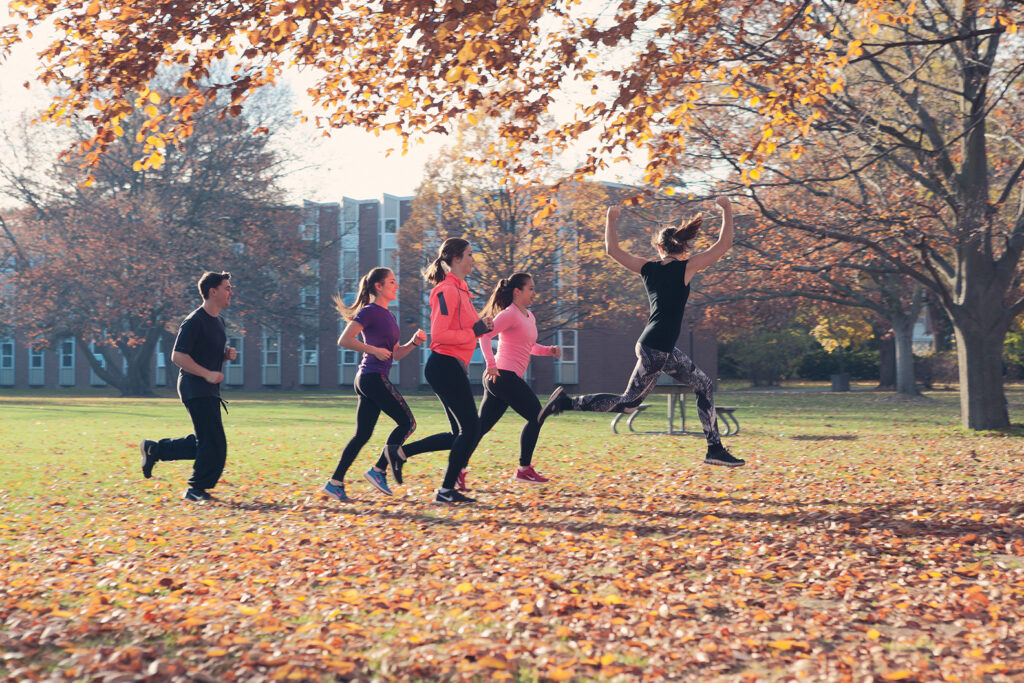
[476,273,562,483]
[321,267,426,501]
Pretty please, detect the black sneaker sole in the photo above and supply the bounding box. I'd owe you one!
[140,440,155,479]
[704,457,746,467]
[383,446,404,485]
[538,387,565,424]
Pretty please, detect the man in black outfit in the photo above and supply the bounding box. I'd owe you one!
[140,271,237,501]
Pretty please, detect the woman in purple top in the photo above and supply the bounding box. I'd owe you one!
[321,267,426,501]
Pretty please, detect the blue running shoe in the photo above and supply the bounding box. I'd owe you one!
[364,469,393,496]
[321,481,349,501]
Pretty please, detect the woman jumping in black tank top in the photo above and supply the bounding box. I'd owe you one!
[539,198,744,467]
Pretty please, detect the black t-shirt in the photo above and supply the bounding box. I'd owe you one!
[637,259,690,352]
[173,306,227,402]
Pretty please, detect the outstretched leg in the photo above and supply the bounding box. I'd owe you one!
[572,343,667,413]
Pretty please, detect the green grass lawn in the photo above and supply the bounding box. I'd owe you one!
[1,385,1022,681]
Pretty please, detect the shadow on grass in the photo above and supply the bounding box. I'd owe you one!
[215,494,1024,543]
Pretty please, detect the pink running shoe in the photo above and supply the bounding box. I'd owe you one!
[513,465,549,484]
[454,469,469,491]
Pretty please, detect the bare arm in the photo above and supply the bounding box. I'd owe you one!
[338,320,391,362]
[171,350,224,384]
[393,329,426,361]
[605,206,647,274]
[685,197,734,284]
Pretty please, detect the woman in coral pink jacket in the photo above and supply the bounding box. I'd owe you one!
[403,237,492,504]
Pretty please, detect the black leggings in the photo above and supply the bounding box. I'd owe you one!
[478,370,543,467]
[331,372,416,481]
[405,352,480,490]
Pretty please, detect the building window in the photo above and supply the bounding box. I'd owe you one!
[339,249,358,306]
[299,334,319,386]
[338,320,358,385]
[554,329,577,385]
[300,262,320,310]
[0,337,13,386]
[28,345,45,386]
[300,205,320,241]
[382,247,398,271]
[384,218,397,234]
[262,331,281,385]
[226,335,244,386]
[59,337,75,386]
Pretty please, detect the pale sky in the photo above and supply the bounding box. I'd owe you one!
[0,2,640,204]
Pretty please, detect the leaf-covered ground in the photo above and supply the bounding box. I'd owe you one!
[1,387,1023,682]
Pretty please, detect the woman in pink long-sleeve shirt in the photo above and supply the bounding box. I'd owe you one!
[475,273,562,484]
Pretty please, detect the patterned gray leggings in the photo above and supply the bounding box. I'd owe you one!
[572,343,721,446]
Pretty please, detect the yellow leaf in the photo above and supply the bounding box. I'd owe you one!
[881,672,914,681]
[86,1,99,16]
[454,582,473,594]
[866,629,881,640]
[546,668,574,682]
[749,168,761,180]
[398,93,413,108]
[206,648,228,657]
[238,605,259,616]
[144,104,158,117]
[148,91,161,104]
[478,655,509,670]
[769,639,794,650]
[600,653,615,666]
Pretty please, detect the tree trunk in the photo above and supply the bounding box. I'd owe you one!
[891,317,918,397]
[953,322,1009,430]
[877,330,895,389]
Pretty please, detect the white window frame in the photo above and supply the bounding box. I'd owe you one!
[0,337,13,386]
[554,328,578,385]
[225,335,244,386]
[59,337,75,386]
[299,334,319,386]
[29,345,45,386]
[262,330,281,386]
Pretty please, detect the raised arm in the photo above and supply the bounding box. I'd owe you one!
[605,206,647,274]
[685,197,734,283]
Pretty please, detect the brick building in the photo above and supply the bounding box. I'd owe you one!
[0,193,716,394]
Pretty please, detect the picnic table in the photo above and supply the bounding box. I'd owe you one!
[610,384,740,436]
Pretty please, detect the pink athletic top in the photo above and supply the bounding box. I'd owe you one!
[478,307,557,378]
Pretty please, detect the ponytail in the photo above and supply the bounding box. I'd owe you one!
[481,272,532,319]
[423,237,470,285]
[335,267,392,321]
[653,215,702,255]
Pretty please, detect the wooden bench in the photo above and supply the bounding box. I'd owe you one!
[610,384,740,436]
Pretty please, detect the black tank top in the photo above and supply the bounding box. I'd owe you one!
[637,259,689,352]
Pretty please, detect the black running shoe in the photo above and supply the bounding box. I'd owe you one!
[383,445,405,485]
[538,386,572,424]
[704,444,746,467]
[183,488,209,501]
[435,488,476,504]
[140,440,157,479]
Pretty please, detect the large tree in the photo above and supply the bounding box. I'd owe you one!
[0,81,312,396]
[672,1,1024,427]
